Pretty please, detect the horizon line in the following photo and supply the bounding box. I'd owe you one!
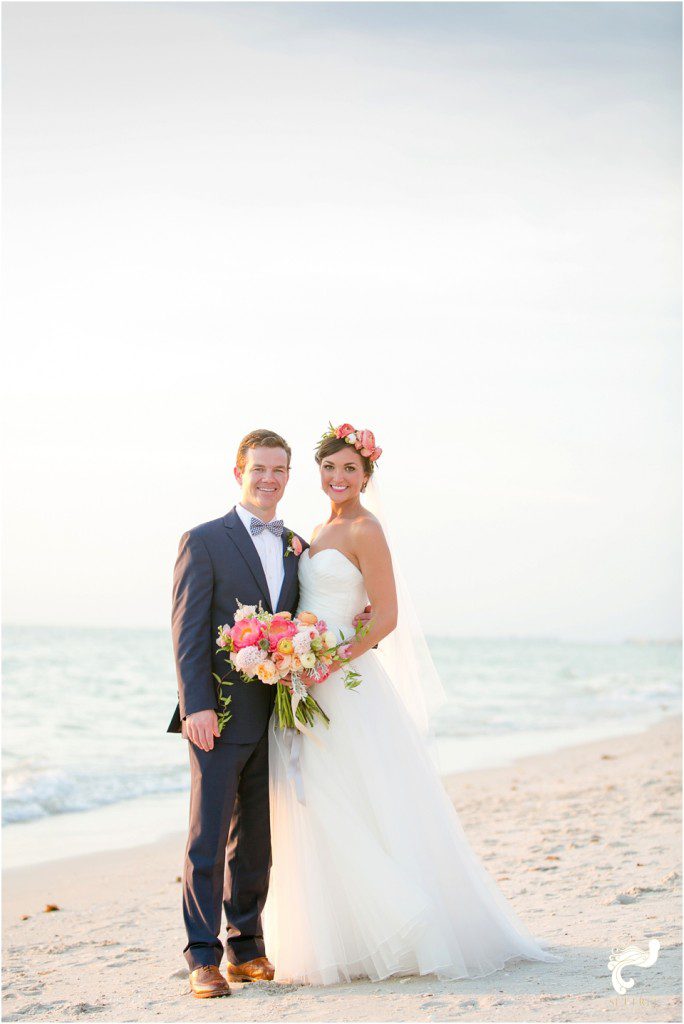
[1,623,681,647]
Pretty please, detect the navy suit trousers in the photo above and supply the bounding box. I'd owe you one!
[182,728,271,970]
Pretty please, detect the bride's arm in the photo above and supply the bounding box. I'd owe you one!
[341,519,398,662]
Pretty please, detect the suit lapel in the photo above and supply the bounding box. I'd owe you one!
[276,530,298,613]
[223,507,272,612]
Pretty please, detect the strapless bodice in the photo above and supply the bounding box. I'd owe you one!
[297,548,368,634]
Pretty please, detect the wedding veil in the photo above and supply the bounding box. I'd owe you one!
[363,475,447,763]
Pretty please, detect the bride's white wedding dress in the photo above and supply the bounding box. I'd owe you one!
[263,547,561,985]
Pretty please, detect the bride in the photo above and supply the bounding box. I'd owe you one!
[263,424,562,985]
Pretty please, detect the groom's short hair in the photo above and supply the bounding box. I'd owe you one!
[236,429,292,470]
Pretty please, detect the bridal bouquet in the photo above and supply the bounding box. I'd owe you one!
[213,603,367,735]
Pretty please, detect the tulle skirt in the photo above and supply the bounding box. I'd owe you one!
[262,648,562,986]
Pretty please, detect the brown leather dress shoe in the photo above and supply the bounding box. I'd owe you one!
[189,965,231,998]
[226,956,275,982]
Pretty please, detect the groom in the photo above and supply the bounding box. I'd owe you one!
[167,428,306,998]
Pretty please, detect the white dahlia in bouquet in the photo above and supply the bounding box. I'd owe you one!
[213,602,366,735]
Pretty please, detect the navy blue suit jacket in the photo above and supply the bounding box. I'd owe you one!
[168,506,307,744]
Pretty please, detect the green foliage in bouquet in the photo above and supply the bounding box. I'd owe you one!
[212,672,233,734]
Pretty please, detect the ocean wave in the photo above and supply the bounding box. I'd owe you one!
[2,764,189,825]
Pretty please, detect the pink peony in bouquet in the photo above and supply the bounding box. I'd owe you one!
[213,601,367,735]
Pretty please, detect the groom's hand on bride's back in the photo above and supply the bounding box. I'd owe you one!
[184,709,221,751]
[353,605,379,648]
[353,604,373,629]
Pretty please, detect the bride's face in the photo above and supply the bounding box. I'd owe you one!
[319,448,369,503]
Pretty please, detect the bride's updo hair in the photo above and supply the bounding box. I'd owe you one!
[315,435,375,478]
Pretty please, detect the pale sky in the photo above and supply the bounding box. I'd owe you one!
[2,2,681,640]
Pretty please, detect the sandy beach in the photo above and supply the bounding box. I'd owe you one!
[2,715,681,1023]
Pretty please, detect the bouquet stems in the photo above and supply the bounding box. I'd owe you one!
[274,678,330,731]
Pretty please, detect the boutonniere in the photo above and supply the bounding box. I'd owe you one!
[284,530,303,558]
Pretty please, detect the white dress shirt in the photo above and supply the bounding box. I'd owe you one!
[236,503,285,611]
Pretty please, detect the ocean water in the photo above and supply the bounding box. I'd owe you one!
[2,626,680,863]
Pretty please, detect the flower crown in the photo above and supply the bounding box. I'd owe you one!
[318,422,382,464]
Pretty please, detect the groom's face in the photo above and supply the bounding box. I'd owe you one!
[234,445,290,518]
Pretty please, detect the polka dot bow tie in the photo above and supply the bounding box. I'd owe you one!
[250,516,284,538]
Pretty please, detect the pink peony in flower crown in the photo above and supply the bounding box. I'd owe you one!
[319,422,383,463]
